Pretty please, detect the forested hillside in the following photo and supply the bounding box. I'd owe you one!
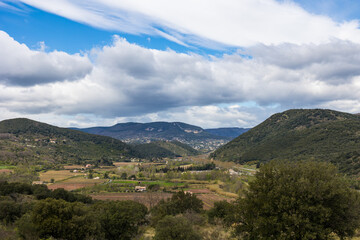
[205,127,250,138]
[211,109,360,175]
[0,118,135,167]
[133,140,199,159]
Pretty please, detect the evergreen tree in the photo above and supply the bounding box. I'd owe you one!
[235,161,360,239]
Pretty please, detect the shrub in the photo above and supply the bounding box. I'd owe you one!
[235,161,360,239]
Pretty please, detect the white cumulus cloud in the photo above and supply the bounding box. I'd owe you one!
[0,31,92,86]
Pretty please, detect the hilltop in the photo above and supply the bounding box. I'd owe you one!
[211,109,360,175]
[75,122,233,150]
[0,118,135,167]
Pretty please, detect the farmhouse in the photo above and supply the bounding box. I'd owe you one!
[32,181,44,185]
[135,186,146,192]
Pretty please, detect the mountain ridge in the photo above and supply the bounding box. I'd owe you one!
[74,122,247,150]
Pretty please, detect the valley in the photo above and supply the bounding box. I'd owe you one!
[1,108,360,239]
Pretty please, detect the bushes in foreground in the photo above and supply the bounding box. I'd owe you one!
[235,161,360,239]
[16,198,148,240]
[0,182,148,240]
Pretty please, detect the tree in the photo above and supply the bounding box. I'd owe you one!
[235,161,360,240]
[154,215,201,240]
[91,200,147,240]
[0,200,23,224]
[32,184,51,199]
[167,191,203,215]
[207,200,235,226]
[48,187,92,203]
[121,172,127,179]
[150,191,203,225]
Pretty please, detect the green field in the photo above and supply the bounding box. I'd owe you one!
[0,165,16,169]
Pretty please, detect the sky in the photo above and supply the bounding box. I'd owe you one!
[0,0,360,129]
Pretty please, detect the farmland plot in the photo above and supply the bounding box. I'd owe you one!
[47,176,106,191]
[90,192,172,208]
[40,170,84,182]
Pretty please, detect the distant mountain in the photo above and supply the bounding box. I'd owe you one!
[0,118,135,166]
[133,140,199,159]
[205,127,250,138]
[75,122,229,150]
[211,109,360,175]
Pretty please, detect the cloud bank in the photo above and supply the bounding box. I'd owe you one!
[0,31,360,127]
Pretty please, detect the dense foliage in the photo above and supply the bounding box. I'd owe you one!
[0,118,135,166]
[91,200,148,240]
[0,181,92,203]
[211,109,360,175]
[150,191,203,225]
[133,142,179,159]
[235,161,360,239]
[18,198,102,240]
[207,200,235,226]
[0,181,148,239]
[133,140,199,159]
[155,140,199,156]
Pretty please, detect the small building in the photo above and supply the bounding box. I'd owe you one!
[135,186,146,192]
[228,169,238,175]
[32,181,44,185]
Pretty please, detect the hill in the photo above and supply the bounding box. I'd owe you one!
[205,127,250,138]
[0,118,135,167]
[75,122,229,150]
[133,140,199,159]
[210,109,360,175]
